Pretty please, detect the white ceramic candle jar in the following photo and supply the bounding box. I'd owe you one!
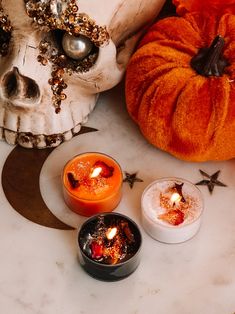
[141,177,204,244]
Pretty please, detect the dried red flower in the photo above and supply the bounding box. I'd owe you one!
[93,161,114,178]
[159,209,185,226]
[90,241,104,259]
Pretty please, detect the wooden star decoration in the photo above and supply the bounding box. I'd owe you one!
[195,169,227,194]
[123,172,143,189]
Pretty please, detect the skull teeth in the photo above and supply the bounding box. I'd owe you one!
[0,122,83,149]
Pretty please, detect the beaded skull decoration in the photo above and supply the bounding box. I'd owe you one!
[0,0,165,148]
[26,0,109,113]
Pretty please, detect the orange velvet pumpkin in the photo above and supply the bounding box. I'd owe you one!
[173,0,235,16]
[125,8,235,161]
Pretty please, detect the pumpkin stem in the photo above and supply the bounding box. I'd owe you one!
[191,35,229,77]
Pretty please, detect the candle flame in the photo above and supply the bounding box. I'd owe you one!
[170,192,181,206]
[90,167,102,178]
[106,227,117,240]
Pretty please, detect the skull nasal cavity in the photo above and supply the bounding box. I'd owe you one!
[3,67,40,100]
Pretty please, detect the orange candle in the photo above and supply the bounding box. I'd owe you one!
[62,152,123,216]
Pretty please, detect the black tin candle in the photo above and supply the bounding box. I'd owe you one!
[78,212,142,281]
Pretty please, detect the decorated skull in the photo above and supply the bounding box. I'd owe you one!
[0,0,165,148]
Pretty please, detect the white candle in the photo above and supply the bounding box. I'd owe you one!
[141,177,204,243]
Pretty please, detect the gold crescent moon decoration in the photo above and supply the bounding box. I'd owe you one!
[1,126,98,230]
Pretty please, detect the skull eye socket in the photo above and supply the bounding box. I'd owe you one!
[0,7,12,57]
[39,30,99,72]
[61,33,94,61]
[52,30,98,63]
[0,28,11,57]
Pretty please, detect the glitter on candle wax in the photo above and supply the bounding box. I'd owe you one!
[67,160,115,195]
[82,217,135,265]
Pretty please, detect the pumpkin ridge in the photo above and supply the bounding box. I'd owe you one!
[126,44,194,122]
[137,68,197,150]
[126,63,178,121]
[207,77,231,138]
[156,39,197,56]
[139,15,202,49]
[171,75,231,158]
[170,77,213,155]
[137,42,193,65]
[183,13,202,36]
[186,12,221,47]
[218,13,235,39]
[127,62,195,122]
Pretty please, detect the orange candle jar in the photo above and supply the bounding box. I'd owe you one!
[62,152,123,216]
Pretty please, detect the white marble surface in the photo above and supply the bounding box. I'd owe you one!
[1,81,235,314]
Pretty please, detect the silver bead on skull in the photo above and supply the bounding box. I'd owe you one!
[62,33,93,60]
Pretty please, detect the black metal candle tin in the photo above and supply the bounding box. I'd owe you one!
[78,212,142,281]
